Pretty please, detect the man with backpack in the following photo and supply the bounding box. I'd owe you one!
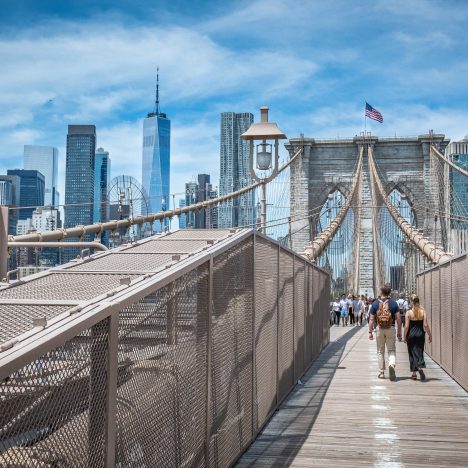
[368,284,402,381]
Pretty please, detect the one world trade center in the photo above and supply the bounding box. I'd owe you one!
[142,70,170,232]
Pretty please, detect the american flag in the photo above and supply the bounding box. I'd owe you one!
[365,102,383,123]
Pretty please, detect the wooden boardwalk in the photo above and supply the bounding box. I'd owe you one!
[236,326,468,467]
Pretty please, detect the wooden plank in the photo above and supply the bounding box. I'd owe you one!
[236,326,468,467]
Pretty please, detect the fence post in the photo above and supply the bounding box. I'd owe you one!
[251,232,256,437]
[450,259,454,378]
[304,262,308,372]
[89,318,111,467]
[205,256,213,467]
[276,244,280,404]
[0,206,8,281]
[105,312,118,468]
[292,255,296,384]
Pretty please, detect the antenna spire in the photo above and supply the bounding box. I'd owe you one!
[155,67,160,115]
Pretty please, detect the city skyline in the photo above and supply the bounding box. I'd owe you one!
[1,0,467,205]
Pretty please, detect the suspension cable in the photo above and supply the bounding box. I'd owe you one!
[9,148,303,243]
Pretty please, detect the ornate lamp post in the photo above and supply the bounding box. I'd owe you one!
[241,106,287,232]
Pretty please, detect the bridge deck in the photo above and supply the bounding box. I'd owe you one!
[237,326,468,467]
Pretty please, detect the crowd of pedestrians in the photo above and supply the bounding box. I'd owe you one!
[330,284,432,382]
[331,294,373,327]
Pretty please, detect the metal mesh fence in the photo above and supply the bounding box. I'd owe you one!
[278,250,295,402]
[253,236,278,431]
[0,318,110,467]
[417,253,468,391]
[294,259,305,382]
[210,238,254,467]
[0,231,330,467]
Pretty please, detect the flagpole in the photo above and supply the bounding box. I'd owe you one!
[364,101,367,137]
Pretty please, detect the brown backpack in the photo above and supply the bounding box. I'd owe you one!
[376,299,392,329]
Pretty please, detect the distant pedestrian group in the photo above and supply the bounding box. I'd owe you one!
[332,283,432,381]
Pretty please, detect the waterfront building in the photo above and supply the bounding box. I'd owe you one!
[23,145,58,206]
[7,169,45,220]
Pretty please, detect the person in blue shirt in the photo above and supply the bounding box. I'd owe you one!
[368,284,402,381]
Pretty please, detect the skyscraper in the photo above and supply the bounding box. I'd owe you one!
[195,174,210,229]
[64,125,96,261]
[23,145,58,206]
[445,137,468,229]
[0,174,20,235]
[142,71,170,232]
[219,112,255,228]
[94,147,111,224]
[7,169,45,220]
[184,180,198,228]
[178,199,186,229]
[31,206,62,266]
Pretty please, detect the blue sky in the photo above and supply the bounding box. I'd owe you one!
[1,0,467,203]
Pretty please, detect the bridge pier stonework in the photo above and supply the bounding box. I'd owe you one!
[286,134,449,294]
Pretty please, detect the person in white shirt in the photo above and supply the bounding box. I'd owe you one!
[332,297,341,325]
[339,295,349,326]
[357,294,366,326]
[396,294,408,338]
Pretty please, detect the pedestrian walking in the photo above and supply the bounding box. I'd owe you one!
[348,294,355,325]
[396,294,408,338]
[340,294,348,326]
[352,295,360,326]
[332,297,341,326]
[358,294,366,326]
[404,295,432,380]
[368,284,402,381]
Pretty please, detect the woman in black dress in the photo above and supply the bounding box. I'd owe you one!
[404,295,432,380]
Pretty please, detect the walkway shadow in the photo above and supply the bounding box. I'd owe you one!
[236,326,361,467]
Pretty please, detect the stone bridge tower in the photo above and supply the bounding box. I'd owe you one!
[286,134,449,295]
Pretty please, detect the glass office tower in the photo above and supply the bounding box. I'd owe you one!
[141,74,170,232]
[94,147,111,224]
[7,169,45,220]
[23,145,58,206]
[219,112,255,228]
[64,125,96,261]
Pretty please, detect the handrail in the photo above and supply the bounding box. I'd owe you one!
[8,148,303,244]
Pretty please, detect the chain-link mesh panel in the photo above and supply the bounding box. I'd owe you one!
[294,259,305,381]
[430,268,441,364]
[312,267,322,361]
[68,253,176,272]
[0,273,139,301]
[115,263,209,467]
[439,263,453,373]
[127,239,212,254]
[423,272,432,356]
[452,255,468,391]
[324,274,331,347]
[0,304,73,344]
[305,265,313,364]
[166,230,232,240]
[253,237,278,431]
[210,238,254,468]
[278,250,294,402]
[0,318,110,467]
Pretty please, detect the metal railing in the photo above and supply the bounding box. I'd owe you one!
[0,229,330,467]
[416,252,468,392]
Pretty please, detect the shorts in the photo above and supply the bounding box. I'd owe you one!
[341,310,348,318]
